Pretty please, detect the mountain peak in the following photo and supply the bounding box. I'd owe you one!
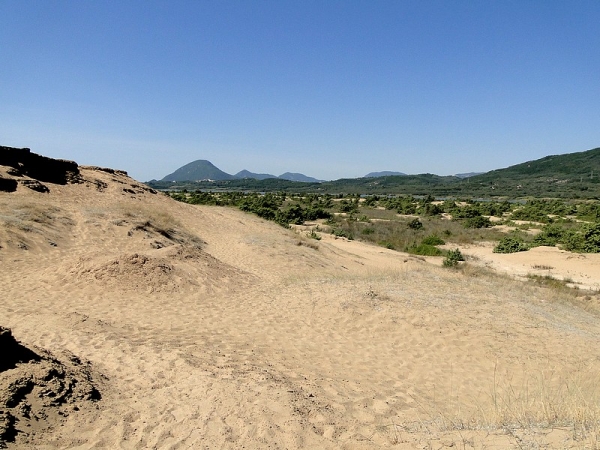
[162,160,233,181]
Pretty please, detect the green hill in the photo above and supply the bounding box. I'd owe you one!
[464,147,600,197]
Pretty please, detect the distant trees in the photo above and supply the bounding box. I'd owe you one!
[170,191,331,227]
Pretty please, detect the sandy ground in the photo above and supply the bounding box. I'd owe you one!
[455,242,600,291]
[2,165,600,449]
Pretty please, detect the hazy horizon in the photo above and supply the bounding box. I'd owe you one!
[2,1,599,182]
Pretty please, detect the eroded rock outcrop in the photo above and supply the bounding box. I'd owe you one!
[0,147,80,186]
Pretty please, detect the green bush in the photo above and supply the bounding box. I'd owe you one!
[421,234,445,245]
[464,216,492,229]
[443,248,464,267]
[383,196,417,214]
[562,223,600,253]
[408,243,443,256]
[420,203,443,216]
[339,199,359,213]
[363,196,379,207]
[493,237,529,253]
[511,209,551,223]
[407,218,423,230]
[331,228,353,240]
[453,206,482,219]
[532,224,567,247]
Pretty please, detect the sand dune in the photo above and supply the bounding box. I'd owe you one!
[2,150,600,448]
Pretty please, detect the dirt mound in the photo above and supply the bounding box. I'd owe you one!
[0,327,101,448]
[68,246,255,294]
[70,253,181,293]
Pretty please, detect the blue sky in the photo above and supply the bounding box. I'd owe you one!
[1,1,599,181]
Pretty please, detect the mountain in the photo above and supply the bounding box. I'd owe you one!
[234,170,277,180]
[162,160,234,181]
[160,161,320,182]
[278,172,321,182]
[364,171,406,178]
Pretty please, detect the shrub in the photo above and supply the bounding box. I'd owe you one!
[464,216,492,229]
[308,229,321,240]
[407,218,423,230]
[453,206,482,219]
[493,237,529,253]
[363,196,379,207]
[331,228,353,240]
[443,248,464,267]
[562,223,600,253]
[339,199,359,213]
[510,204,553,223]
[421,234,445,245]
[532,224,567,247]
[383,196,417,214]
[420,203,443,216]
[408,243,443,256]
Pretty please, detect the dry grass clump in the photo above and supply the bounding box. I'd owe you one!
[0,201,74,249]
[410,363,600,448]
[114,203,181,231]
[0,202,72,231]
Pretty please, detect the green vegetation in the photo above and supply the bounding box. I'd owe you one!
[407,218,423,230]
[421,234,445,245]
[443,248,465,267]
[168,188,600,260]
[493,237,530,253]
[464,216,492,228]
[407,243,443,256]
[171,191,331,227]
[561,223,600,253]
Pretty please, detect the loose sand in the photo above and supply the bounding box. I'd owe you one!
[2,163,600,449]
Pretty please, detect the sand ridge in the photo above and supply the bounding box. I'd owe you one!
[2,155,600,448]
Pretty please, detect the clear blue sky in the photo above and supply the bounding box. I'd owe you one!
[1,1,599,181]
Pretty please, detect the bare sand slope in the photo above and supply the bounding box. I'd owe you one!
[2,160,600,448]
[456,242,600,291]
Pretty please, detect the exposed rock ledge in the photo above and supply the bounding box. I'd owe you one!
[0,146,81,187]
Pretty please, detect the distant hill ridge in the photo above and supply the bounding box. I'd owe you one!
[161,160,322,182]
[365,171,406,178]
[160,160,489,183]
[153,146,600,198]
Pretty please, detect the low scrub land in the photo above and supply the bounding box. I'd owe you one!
[170,191,600,256]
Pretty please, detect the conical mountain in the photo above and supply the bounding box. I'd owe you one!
[161,160,233,181]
